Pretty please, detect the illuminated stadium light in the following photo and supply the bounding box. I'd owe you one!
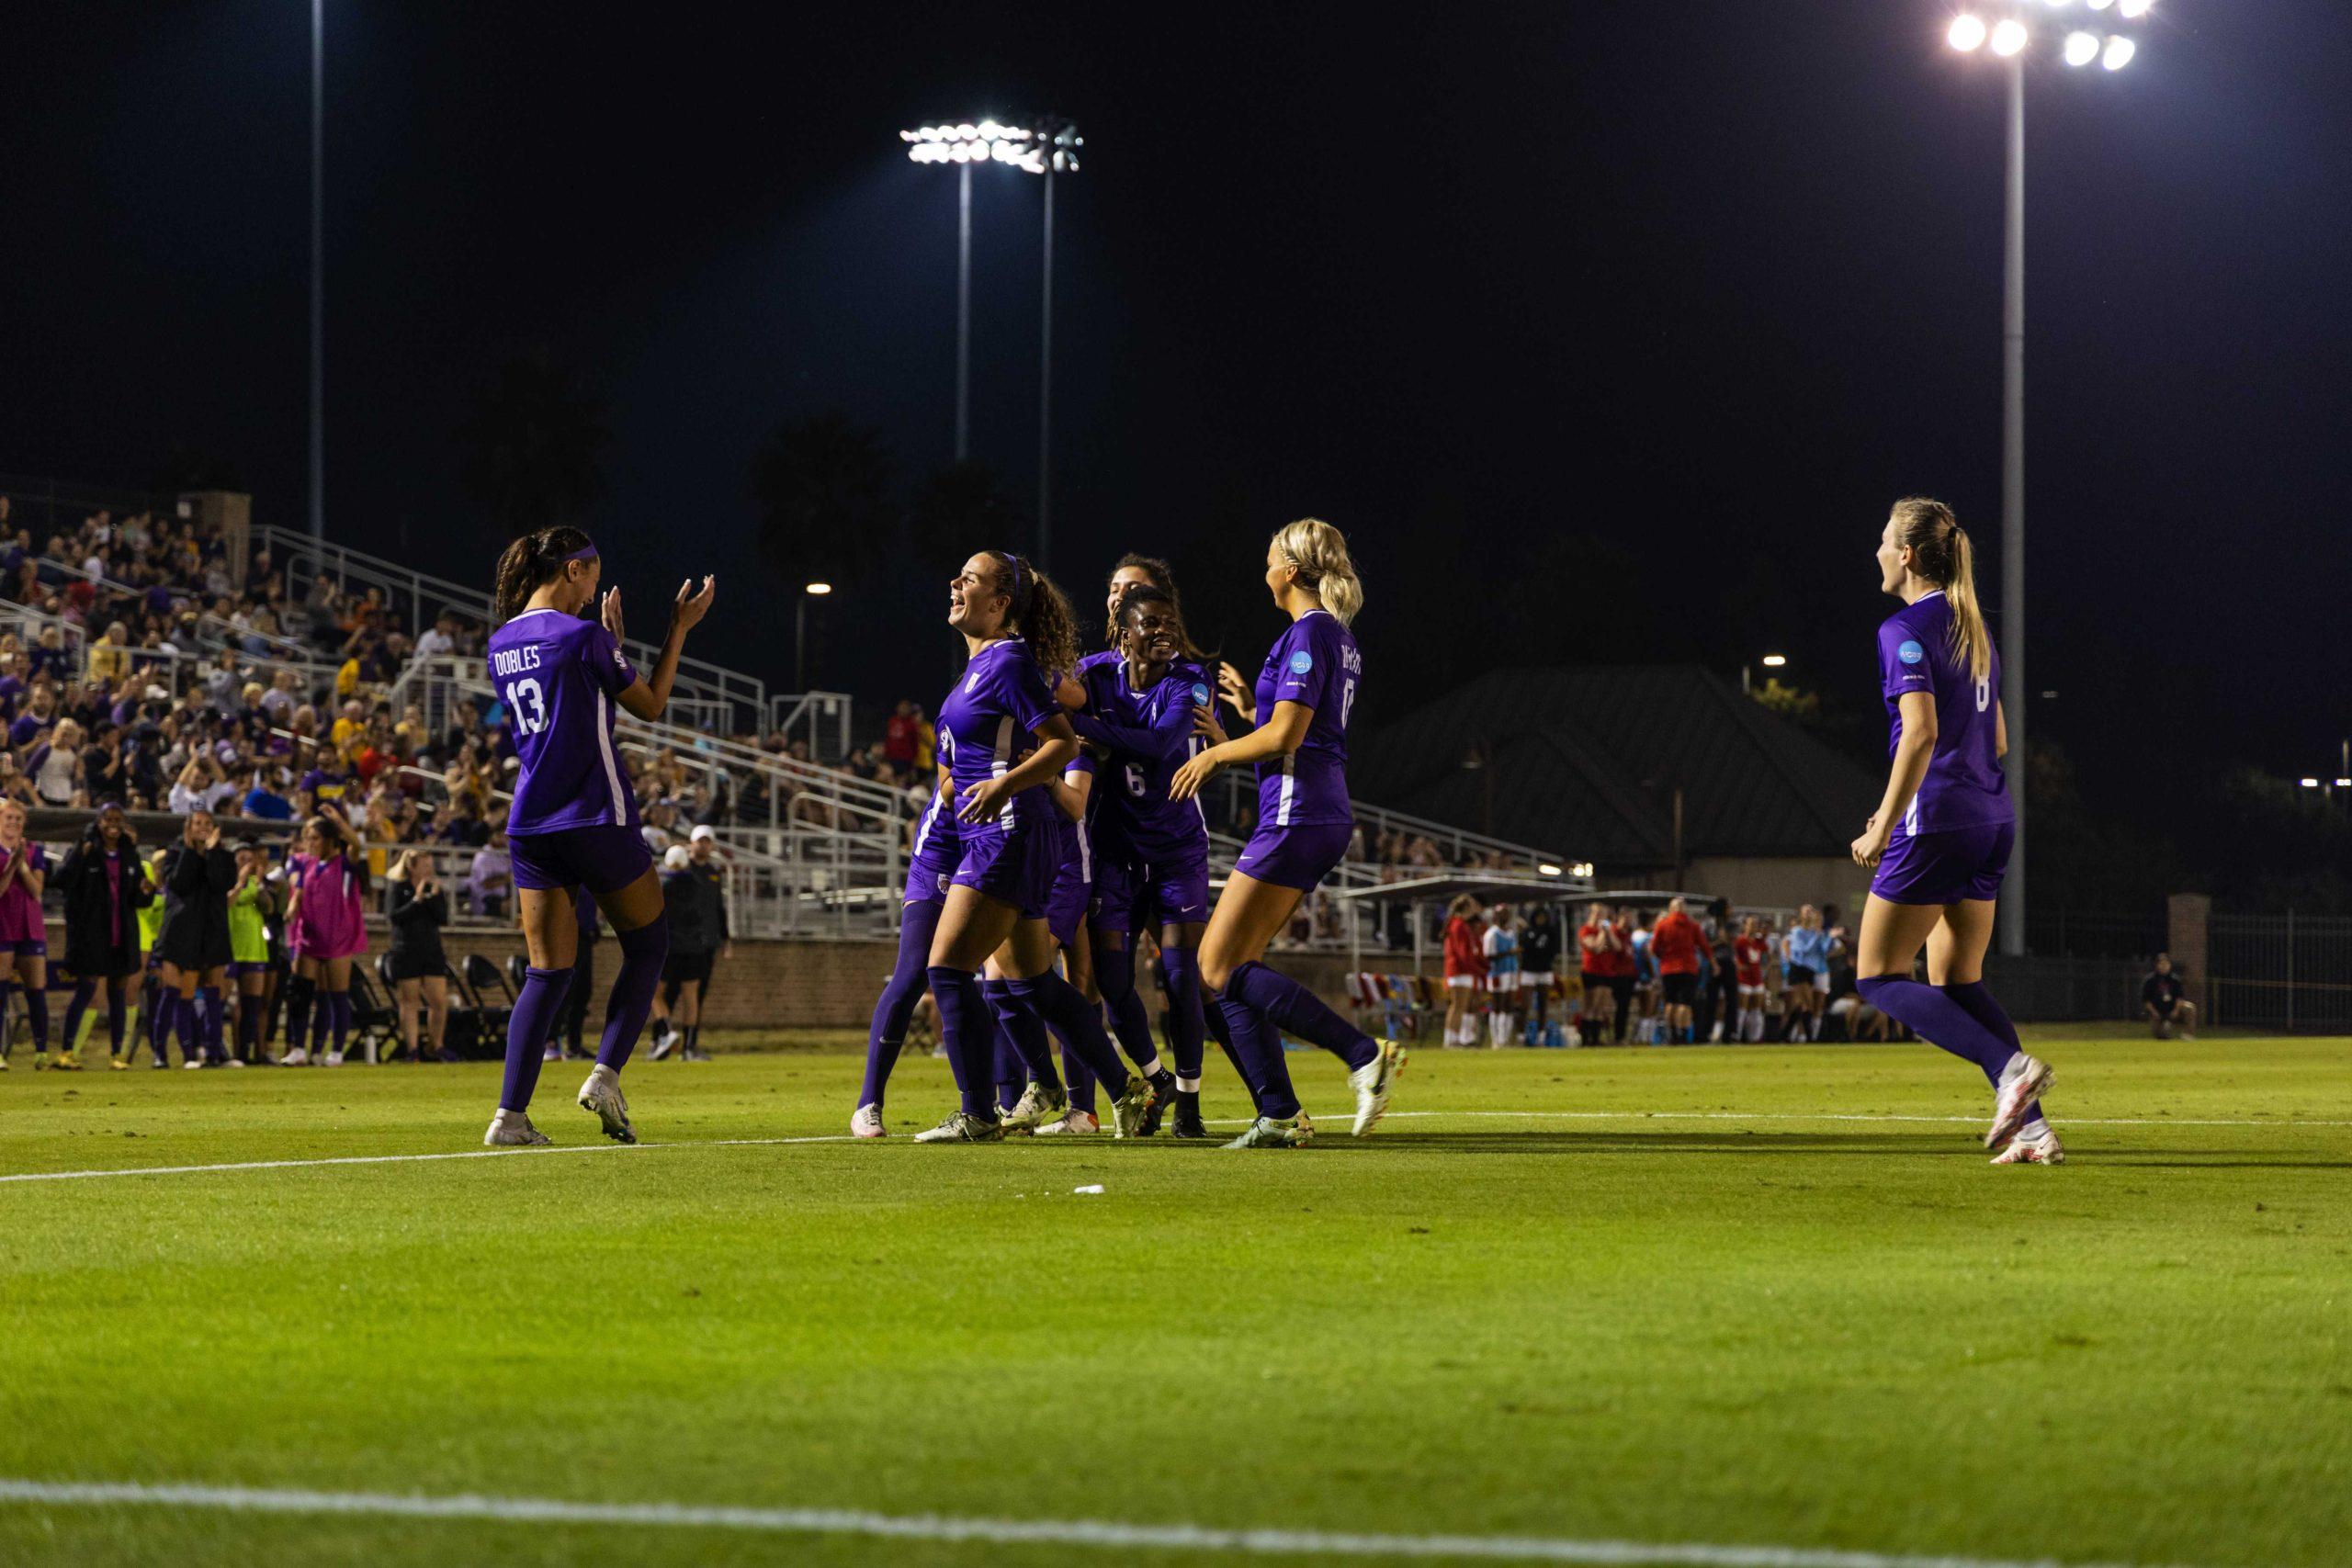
[2300,778,2322,789]
[1949,13,1987,50]
[1990,17,2029,55]
[2063,31,2100,65]
[2338,779,2352,788]
[2086,0,2113,7]
[1760,653,1788,669]
[2102,34,2136,68]
[1538,863,1563,877]
[2118,0,2151,15]
[1570,862,1596,879]
[804,582,832,596]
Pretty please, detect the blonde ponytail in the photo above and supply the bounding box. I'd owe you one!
[1272,517,1364,626]
[1889,497,1990,685]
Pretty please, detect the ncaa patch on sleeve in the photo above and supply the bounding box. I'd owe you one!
[1289,650,1314,675]
[1897,640,1925,665]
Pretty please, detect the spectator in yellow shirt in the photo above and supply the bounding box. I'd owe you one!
[85,622,133,685]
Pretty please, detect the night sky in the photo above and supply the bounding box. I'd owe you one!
[6,3,2347,828]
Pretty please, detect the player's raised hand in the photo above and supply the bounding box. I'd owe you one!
[601,586,626,645]
[673,575,716,633]
[1217,661,1256,725]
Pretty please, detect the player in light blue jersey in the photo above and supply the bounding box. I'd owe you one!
[1171,519,1403,1148]
[481,526,714,1149]
[1848,498,2059,1166]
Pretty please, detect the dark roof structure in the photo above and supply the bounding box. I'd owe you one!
[1351,666,1881,871]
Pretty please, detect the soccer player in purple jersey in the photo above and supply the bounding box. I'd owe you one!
[1064,583,1223,1137]
[913,550,1156,1144]
[479,526,715,1148]
[1170,519,1403,1149]
[851,766,959,1137]
[1848,498,2061,1166]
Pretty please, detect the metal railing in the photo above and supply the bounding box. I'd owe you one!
[766,691,856,761]
[254,525,768,736]
[29,553,318,663]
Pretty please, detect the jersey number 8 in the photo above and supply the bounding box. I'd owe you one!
[504,678,548,736]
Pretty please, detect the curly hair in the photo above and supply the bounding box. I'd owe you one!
[983,551,1079,680]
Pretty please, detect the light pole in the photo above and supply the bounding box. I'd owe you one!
[899,118,1082,561]
[309,0,325,540]
[796,582,832,693]
[1945,0,2151,955]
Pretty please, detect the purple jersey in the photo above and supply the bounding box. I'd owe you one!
[1072,654,1213,865]
[1054,750,1097,876]
[937,637,1058,833]
[1878,591,2012,834]
[1251,610,1359,829]
[488,608,640,837]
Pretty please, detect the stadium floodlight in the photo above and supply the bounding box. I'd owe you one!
[1538,863,1564,877]
[795,583,834,692]
[1760,653,1788,669]
[1949,14,1988,51]
[1570,862,1596,878]
[805,582,832,596]
[2102,35,2136,68]
[1989,17,2029,55]
[2118,0,2151,15]
[2064,31,2100,65]
[2086,0,2113,7]
[2338,779,2352,788]
[2300,778,2322,789]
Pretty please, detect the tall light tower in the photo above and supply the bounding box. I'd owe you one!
[1945,0,2151,956]
[899,118,1083,562]
[309,0,325,540]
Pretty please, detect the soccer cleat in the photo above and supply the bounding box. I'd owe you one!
[851,1103,887,1139]
[484,1111,552,1147]
[680,1045,713,1062]
[648,1030,677,1063]
[182,1058,207,1070]
[541,1045,563,1064]
[1984,1055,2055,1148]
[51,1051,84,1072]
[1992,1128,2066,1166]
[1222,1112,1316,1150]
[107,1055,130,1071]
[31,1052,49,1071]
[913,1111,1005,1144]
[1036,1109,1102,1135]
[1001,1078,1068,1134]
[578,1066,637,1144]
[1170,1094,1212,1140]
[322,1052,345,1067]
[1135,1071,1178,1136]
[279,1047,309,1066]
[1109,1075,1159,1140]
[1350,1038,1407,1135]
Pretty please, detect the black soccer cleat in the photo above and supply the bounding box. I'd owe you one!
[1170,1091,1211,1141]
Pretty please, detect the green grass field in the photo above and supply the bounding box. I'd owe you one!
[1,1031,2346,1568]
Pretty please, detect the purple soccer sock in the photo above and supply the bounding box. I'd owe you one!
[326,991,353,1057]
[984,976,1065,1091]
[981,979,1028,1112]
[174,993,200,1064]
[200,986,226,1061]
[62,980,96,1055]
[1063,1040,1098,1114]
[1200,987,1261,1109]
[1158,947,1209,1084]
[1856,976,2020,1082]
[926,965,995,1118]
[1225,960,1378,1071]
[861,901,940,1108]
[1942,981,2043,1123]
[1006,973,1128,1096]
[1214,989,1300,1119]
[596,916,669,1072]
[146,987,170,1062]
[501,965,572,1112]
[24,987,48,1053]
[1091,942,1163,1075]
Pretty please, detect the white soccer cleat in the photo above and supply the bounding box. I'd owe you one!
[1001,1078,1068,1134]
[1984,1055,2055,1148]
[322,1052,345,1067]
[1350,1038,1407,1135]
[540,1045,562,1064]
[1035,1109,1101,1135]
[851,1103,886,1139]
[578,1065,637,1145]
[1992,1128,2065,1166]
[279,1048,309,1066]
[484,1111,552,1146]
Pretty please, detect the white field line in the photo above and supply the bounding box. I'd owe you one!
[5,1102,2347,1186]
[0,1478,2191,1568]
[0,1134,854,1186]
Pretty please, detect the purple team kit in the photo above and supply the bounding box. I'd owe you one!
[1072,649,1214,931]
[1234,608,1360,890]
[1871,589,2014,906]
[487,608,652,896]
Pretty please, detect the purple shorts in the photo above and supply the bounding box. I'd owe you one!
[904,843,958,908]
[1871,819,2015,906]
[1232,821,1352,894]
[1091,858,1214,933]
[509,825,653,897]
[229,960,270,979]
[1045,852,1091,950]
[951,818,1055,919]
[0,938,46,957]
